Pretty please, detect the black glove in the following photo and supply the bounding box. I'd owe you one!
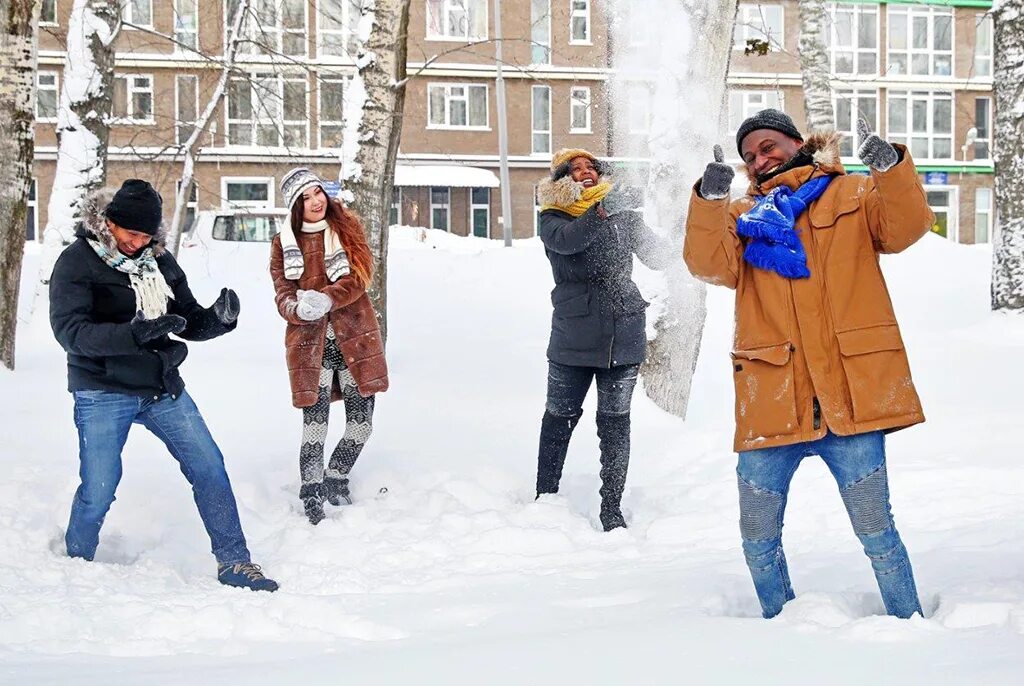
[857,117,898,172]
[130,311,186,345]
[601,185,643,216]
[699,145,735,200]
[213,287,240,325]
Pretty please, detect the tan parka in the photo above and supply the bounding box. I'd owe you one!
[684,132,934,452]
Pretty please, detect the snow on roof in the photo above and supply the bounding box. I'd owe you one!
[394,165,500,188]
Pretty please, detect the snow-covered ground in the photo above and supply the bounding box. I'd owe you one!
[1,228,1022,684]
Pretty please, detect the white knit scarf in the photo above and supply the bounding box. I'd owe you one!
[86,237,174,319]
[279,219,351,282]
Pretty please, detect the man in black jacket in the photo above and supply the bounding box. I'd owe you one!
[49,180,277,592]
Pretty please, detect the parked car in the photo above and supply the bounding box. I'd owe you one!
[182,207,288,248]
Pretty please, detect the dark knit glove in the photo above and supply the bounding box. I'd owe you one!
[213,287,240,325]
[699,145,735,200]
[131,311,186,345]
[601,185,643,216]
[857,117,898,172]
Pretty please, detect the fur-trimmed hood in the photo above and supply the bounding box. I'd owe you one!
[536,174,612,209]
[74,186,167,255]
[742,129,844,188]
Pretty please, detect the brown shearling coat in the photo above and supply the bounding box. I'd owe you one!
[270,230,388,408]
[684,132,933,452]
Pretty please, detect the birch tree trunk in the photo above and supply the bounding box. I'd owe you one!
[341,0,411,342]
[39,0,120,282]
[164,0,251,255]
[608,0,739,419]
[991,0,1024,311]
[0,0,39,370]
[798,0,834,130]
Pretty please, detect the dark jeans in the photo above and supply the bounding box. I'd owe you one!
[65,389,251,565]
[545,361,640,418]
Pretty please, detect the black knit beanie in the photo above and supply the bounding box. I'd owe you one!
[735,108,803,156]
[104,179,163,234]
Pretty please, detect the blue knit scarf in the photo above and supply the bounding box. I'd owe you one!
[735,174,834,279]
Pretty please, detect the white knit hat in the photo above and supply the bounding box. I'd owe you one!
[280,167,325,211]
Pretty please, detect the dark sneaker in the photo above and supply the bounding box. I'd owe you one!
[300,482,326,525]
[217,562,279,592]
[324,477,352,507]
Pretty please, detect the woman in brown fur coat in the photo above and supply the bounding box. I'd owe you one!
[270,168,388,525]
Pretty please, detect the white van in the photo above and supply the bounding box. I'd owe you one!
[181,207,289,248]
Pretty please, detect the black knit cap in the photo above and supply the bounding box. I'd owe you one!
[735,108,803,156]
[104,179,163,234]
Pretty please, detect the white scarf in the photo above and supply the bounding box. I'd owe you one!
[86,237,174,319]
[279,219,351,282]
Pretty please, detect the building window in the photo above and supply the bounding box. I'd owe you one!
[925,187,958,241]
[176,180,199,235]
[974,14,993,78]
[887,90,953,161]
[974,98,991,161]
[222,177,273,208]
[122,0,153,27]
[833,90,878,159]
[531,0,551,64]
[25,179,37,241]
[470,187,489,237]
[227,74,308,148]
[426,0,487,41]
[228,0,307,57]
[113,74,154,123]
[827,2,877,75]
[570,0,591,44]
[733,3,784,51]
[36,72,59,122]
[570,86,591,133]
[40,0,57,25]
[430,187,450,231]
[974,187,992,244]
[319,76,345,149]
[886,5,953,77]
[390,186,401,225]
[175,75,198,145]
[174,0,198,50]
[728,89,783,136]
[428,83,488,129]
[532,85,552,154]
[319,0,362,58]
[627,82,653,134]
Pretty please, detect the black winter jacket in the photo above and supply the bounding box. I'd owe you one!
[49,224,235,399]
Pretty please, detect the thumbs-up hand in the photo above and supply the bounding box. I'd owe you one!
[856,117,899,172]
[699,144,735,200]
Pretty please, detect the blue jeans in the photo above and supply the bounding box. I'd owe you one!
[66,389,251,565]
[737,431,921,619]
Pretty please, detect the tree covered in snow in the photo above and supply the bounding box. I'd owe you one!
[798,0,834,131]
[39,0,120,282]
[0,0,40,370]
[992,0,1024,311]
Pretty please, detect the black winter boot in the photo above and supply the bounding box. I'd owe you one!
[536,410,583,497]
[596,412,631,531]
[324,476,352,506]
[300,482,325,525]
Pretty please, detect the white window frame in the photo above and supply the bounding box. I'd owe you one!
[176,179,200,234]
[226,73,309,148]
[221,176,274,208]
[36,71,59,123]
[532,85,552,155]
[390,186,402,226]
[886,5,954,78]
[727,89,783,137]
[318,75,346,149]
[973,96,992,161]
[427,83,489,130]
[531,0,552,65]
[924,185,959,242]
[974,187,992,244]
[317,0,362,59]
[570,86,591,134]
[226,0,308,57]
[40,0,57,26]
[832,89,879,161]
[430,186,451,231]
[826,2,879,76]
[426,0,488,42]
[122,0,154,28]
[469,187,489,238]
[886,90,954,162]
[113,74,155,125]
[26,178,38,241]
[569,0,591,45]
[174,0,199,51]
[175,74,199,146]
[733,3,784,51]
[974,13,993,78]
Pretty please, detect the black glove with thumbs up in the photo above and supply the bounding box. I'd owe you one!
[699,145,735,200]
[856,117,899,172]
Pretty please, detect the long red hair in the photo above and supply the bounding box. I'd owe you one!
[290,190,373,288]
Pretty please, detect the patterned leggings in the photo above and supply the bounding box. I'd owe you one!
[299,328,375,488]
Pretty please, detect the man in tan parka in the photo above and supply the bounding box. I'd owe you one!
[684,109,933,619]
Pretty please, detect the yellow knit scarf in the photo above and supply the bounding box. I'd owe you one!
[542,182,612,217]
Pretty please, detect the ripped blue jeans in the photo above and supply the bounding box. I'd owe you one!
[736,431,922,619]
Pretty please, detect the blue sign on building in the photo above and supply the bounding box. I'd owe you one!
[321,181,342,197]
[924,171,948,185]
